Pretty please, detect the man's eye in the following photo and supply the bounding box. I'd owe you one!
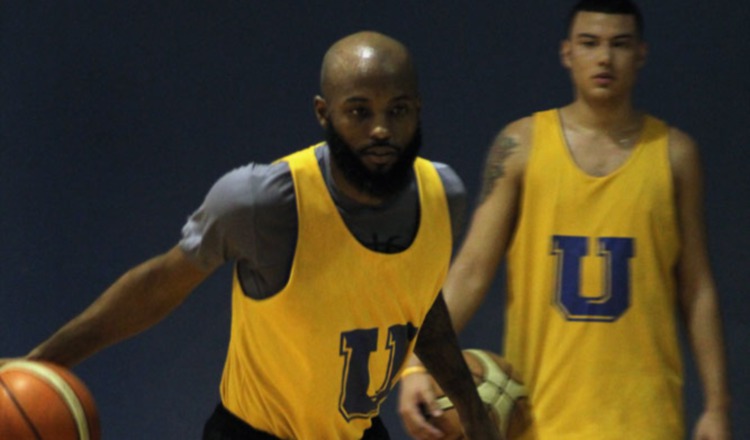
[349,108,370,118]
[390,105,409,116]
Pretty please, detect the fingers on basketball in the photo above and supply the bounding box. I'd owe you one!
[426,349,532,440]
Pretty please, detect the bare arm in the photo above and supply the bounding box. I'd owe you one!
[443,119,530,332]
[414,293,501,440]
[25,245,213,367]
[669,129,731,439]
[398,120,530,439]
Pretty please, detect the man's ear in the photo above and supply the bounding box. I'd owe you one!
[314,95,329,128]
[560,39,572,69]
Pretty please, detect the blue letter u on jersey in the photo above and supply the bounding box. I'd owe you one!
[551,235,634,322]
[338,323,418,421]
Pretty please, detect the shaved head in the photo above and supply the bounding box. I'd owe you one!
[313,31,422,202]
[319,31,418,100]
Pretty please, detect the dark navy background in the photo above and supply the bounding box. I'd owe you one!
[2,2,747,438]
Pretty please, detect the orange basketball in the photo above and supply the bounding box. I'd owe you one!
[0,360,101,440]
[427,349,532,439]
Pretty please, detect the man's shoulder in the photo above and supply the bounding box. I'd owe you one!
[642,114,699,157]
[427,161,466,199]
[665,125,697,148]
[204,160,295,215]
[503,115,535,141]
[484,114,537,171]
[489,111,547,150]
[664,124,700,175]
[420,160,467,238]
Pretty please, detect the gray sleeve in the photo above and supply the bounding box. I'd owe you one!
[433,162,468,243]
[178,161,296,271]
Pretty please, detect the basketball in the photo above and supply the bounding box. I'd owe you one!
[427,349,531,439]
[0,360,101,440]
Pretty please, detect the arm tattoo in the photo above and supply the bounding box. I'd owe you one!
[478,134,518,204]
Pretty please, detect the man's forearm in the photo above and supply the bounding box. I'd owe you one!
[28,247,208,367]
[685,288,731,412]
[415,293,501,438]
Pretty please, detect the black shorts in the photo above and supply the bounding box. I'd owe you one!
[202,403,390,440]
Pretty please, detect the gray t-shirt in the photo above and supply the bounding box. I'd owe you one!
[179,144,466,299]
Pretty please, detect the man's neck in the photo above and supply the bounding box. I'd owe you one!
[561,98,642,134]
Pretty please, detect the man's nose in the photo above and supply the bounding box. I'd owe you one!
[370,115,392,141]
[597,46,613,65]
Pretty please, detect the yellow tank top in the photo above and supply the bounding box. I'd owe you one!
[219,144,452,439]
[506,110,683,439]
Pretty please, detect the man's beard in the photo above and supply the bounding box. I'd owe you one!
[325,120,422,199]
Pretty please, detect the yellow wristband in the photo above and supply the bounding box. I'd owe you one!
[400,366,428,379]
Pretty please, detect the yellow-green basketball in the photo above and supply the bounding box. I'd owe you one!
[0,360,100,440]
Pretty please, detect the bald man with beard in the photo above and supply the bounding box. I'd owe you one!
[3,32,501,440]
